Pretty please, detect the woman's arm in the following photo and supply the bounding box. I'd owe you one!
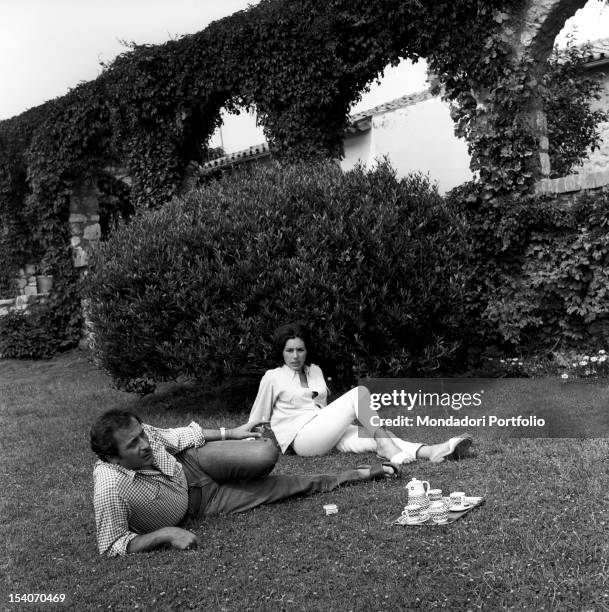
[248,371,275,425]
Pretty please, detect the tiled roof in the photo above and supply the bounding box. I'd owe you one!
[201,142,270,171]
[349,88,434,126]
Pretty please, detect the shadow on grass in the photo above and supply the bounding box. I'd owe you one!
[131,376,261,418]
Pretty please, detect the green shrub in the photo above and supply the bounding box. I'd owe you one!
[0,309,58,359]
[84,161,474,390]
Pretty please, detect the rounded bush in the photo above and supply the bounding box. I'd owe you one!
[84,161,474,390]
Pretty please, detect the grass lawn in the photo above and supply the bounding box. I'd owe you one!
[2,350,609,611]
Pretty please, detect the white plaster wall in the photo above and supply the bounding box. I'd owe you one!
[209,109,266,154]
[342,131,373,172]
[341,97,473,194]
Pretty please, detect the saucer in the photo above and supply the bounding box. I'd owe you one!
[405,514,429,525]
[431,518,449,525]
[449,502,474,512]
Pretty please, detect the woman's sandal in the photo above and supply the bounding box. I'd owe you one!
[356,463,401,480]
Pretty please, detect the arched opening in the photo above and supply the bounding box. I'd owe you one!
[501,0,607,181]
[548,0,609,180]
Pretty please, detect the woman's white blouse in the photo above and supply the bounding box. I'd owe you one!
[248,364,329,453]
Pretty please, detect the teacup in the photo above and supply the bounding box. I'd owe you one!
[428,500,449,524]
[401,504,423,522]
[428,488,442,501]
[449,491,466,508]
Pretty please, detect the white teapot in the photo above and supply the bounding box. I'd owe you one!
[406,477,430,499]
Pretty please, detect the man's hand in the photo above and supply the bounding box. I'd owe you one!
[165,527,199,550]
[228,421,269,440]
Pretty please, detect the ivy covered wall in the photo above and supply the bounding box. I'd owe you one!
[0,0,607,356]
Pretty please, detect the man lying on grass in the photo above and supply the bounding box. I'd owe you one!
[91,409,399,557]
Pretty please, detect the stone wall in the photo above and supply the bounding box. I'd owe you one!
[536,169,609,196]
[0,179,101,319]
[0,265,49,317]
[69,179,101,270]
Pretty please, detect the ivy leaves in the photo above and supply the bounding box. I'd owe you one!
[2,0,595,218]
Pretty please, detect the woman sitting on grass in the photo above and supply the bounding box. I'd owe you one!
[248,322,472,464]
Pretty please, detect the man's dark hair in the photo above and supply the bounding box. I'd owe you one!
[90,409,142,461]
[272,321,314,365]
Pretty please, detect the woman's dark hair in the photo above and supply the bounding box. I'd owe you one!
[272,322,314,365]
[90,409,142,461]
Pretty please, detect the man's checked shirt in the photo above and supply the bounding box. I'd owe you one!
[93,421,205,557]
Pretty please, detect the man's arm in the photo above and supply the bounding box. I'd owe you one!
[147,421,262,454]
[201,422,264,441]
[127,527,199,553]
